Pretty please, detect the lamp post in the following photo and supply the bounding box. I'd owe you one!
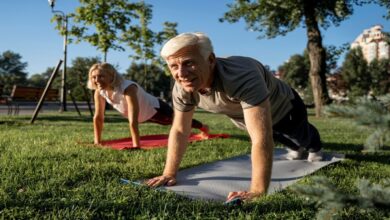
[48,0,67,112]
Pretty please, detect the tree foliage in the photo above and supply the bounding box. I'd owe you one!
[123,1,155,62]
[278,44,348,104]
[325,94,390,151]
[368,58,390,96]
[121,1,178,91]
[340,47,370,98]
[293,176,390,220]
[124,63,171,100]
[326,43,350,74]
[377,0,390,19]
[220,0,373,116]
[26,67,58,88]
[24,57,100,101]
[279,53,310,90]
[0,50,28,94]
[67,57,101,101]
[52,0,143,62]
[50,0,178,96]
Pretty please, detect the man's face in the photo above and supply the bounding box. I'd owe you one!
[166,45,214,93]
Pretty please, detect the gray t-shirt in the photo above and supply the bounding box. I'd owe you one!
[172,56,294,125]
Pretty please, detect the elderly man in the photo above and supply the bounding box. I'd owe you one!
[146,32,323,202]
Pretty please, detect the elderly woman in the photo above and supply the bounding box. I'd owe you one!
[87,62,209,148]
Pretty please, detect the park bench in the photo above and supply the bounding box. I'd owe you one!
[7,85,60,115]
[0,84,7,104]
[0,84,13,114]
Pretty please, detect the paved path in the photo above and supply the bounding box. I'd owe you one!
[0,102,94,116]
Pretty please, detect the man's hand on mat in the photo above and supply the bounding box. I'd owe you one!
[226,191,261,203]
[145,175,176,187]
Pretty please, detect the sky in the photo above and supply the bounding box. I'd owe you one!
[0,0,389,76]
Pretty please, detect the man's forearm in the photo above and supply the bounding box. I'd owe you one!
[250,141,273,194]
[163,129,190,177]
[243,100,274,195]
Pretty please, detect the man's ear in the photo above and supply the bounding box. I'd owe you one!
[208,53,216,66]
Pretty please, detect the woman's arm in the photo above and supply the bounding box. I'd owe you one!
[124,84,140,147]
[93,90,106,144]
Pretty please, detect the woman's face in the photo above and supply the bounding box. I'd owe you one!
[91,69,113,90]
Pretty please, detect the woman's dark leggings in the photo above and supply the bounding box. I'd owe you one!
[147,99,203,129]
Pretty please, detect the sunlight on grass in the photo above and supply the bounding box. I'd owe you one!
[0,110,389,219]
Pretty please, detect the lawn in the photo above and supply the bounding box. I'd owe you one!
[0,110,389,219]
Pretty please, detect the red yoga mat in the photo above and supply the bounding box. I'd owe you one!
[100,133,230,150]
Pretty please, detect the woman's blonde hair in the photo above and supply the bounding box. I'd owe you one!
[87,62,123,90]
[160,32,214,61]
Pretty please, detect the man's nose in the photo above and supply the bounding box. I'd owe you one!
[177,66,189,79]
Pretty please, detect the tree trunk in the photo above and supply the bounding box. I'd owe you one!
[103,51,107,63]
[303,5,329,117]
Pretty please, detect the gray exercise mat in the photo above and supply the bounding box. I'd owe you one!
[161,148,344,201]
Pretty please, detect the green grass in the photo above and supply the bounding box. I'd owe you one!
[0,110,389,219]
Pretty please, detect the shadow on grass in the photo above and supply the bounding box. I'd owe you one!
[228,134,250,142]
[323,142,364,152]
[323,142,390,165]
[29,115,126,123]
[346,153,390,165]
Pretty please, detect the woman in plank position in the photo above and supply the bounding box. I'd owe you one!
[87,62,209,148]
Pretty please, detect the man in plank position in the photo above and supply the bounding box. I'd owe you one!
[146,32,323,202]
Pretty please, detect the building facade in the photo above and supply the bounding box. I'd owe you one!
[351,25,389,63]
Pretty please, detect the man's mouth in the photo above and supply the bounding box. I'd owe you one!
[180,78,195,87]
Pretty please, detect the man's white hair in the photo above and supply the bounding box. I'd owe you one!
[160,32,214,61]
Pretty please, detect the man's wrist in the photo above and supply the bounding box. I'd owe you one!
[249,188,266,196]
[162,172,176,178]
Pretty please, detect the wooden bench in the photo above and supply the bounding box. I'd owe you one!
[0,84,12,114]
[0,84,6,103]
[7,85,60,115]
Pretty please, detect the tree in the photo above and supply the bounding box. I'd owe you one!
[54,1,178,93]
[340,47,370,98]
[327,68,348,103]
[326,94,390,151]
[279,54,309,90]
[124,63,171,100]
[377,0,390,19]
[220,0,369,117]
[67,56,101,101]
[53,0,144,62]
[122,1,178,91]
[325,43,350,74]
[293,176,390,220]
[27,74,47,88]
[369,58,390,96]
[0,50,28,94]
[278,52,315,105]
[124,1,155,62]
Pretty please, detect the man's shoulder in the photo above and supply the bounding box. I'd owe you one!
[216,56,264,74]
[215,56,265,82]
[217,55,258,63]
